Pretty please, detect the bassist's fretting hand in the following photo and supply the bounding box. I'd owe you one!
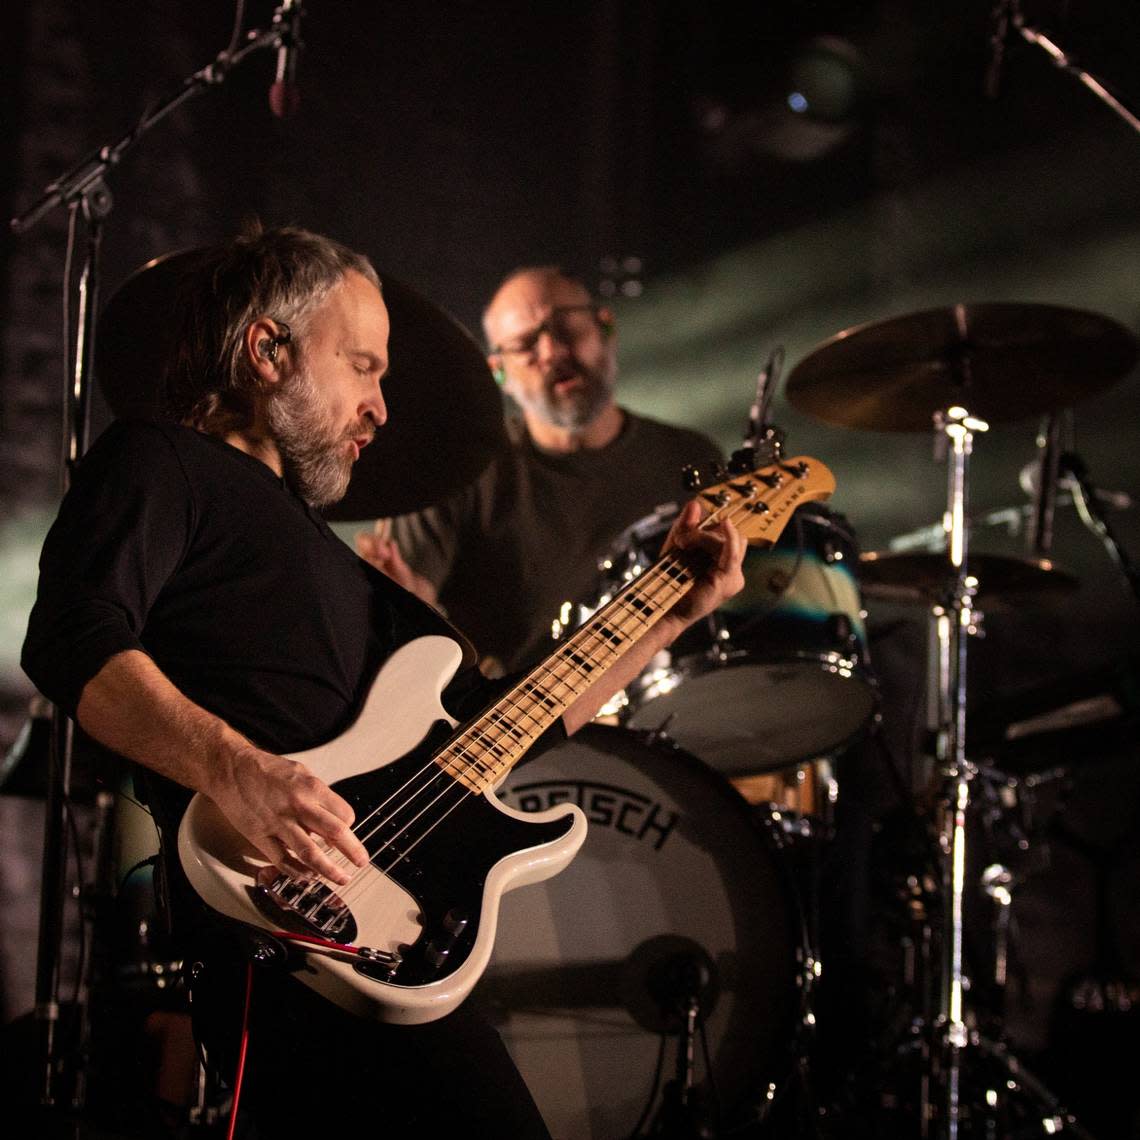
[561,498,746,735]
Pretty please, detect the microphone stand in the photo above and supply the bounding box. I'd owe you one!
[1026,412,1062,557]
[9,3,303,1113]
[1020,411,1138,600]
[646,951,717,1140]
[1008,2,1140,137]
[1062,451,1140,603]
[739,345,785,465]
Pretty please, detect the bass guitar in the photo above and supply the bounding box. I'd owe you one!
[178,455,835,1023]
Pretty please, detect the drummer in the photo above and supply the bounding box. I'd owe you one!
[358,266,722,674]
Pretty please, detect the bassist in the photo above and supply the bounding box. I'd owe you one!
[22,224,746,1137]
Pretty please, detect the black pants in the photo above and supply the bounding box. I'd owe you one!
[187,933,552,1138]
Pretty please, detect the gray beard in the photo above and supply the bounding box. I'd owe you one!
[265,362,354,509]
[518,367,614,431]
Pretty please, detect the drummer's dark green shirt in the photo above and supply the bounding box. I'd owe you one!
[389,411,722,674]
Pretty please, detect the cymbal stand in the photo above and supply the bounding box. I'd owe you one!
[9,3,304,1113]
[924,405,988,1140]
[922,408,1096,1140]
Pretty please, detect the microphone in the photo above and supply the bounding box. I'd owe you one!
[269,1,304,119]
[1018,458,1133,511]
[1026,412,1061,554]
[645,949,716,1018]
[984,0,1015,99]
[746,345,784,444]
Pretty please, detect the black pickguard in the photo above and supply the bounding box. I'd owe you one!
[332,720,575,987]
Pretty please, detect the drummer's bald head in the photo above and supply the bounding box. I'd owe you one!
[481,266,593,347]
[165,222,379,435]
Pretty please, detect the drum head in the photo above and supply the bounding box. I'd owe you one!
[622,503,878,773]
[475,725,807,1139]
[626,654,878,774]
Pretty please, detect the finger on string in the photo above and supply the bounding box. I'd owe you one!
[301,797,368,857]
[663,499,703,554]
[283,823,354,885]
[254,836,309,883]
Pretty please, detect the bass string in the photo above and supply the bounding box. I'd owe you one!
[314,489,759,902]
[356,547,705,886]
[327,549,696,906]
[325,547,701,908]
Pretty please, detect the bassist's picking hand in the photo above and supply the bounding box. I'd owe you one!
[208,743,371,886]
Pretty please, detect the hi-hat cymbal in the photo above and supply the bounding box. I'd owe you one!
[786,303,1138,431]
[94,249,506,519]
[859,550,1079,605]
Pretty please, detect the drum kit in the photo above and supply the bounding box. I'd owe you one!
[478,301,1139,1139]
[17,243,1137,1140]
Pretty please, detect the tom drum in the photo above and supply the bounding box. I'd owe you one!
[567,502,877,776]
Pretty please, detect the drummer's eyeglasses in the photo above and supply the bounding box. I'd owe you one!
[491,306,609,360]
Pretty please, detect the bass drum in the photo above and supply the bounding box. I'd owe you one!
[591,502,877,775]
[474,725,811,1140]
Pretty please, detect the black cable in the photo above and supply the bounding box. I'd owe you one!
[225,0,248,57]
[697,1015,723,1133]
[116,853,160,895]
[628,1032,668,1140]
[61,202,80,482]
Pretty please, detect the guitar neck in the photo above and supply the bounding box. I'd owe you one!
[434,454,835,794]
[436,547,698,792]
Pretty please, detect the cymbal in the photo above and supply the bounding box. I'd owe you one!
[785,303,1138,431]
[94,249,507,519]
[859,550,1079,604]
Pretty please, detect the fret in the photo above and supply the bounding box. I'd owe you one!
[523,678,560,709]
[562,649,594,674]
[593,624,624,646]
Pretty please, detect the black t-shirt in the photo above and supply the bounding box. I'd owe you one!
[21,421,547,906]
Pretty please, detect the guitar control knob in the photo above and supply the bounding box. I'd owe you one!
[442,908,469,936]
[424,909,470,970]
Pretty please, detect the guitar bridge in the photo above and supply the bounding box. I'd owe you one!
[252,876,358,944]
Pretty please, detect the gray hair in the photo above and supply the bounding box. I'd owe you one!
[165,222,379,435]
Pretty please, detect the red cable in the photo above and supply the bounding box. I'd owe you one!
[225,960,254,1140]
[217,930,368,1137]
[271,929,362,954]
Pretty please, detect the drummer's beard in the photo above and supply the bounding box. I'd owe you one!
[525,358,615,431]
[266,358,362,509]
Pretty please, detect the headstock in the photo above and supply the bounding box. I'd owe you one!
[692,455,836,547]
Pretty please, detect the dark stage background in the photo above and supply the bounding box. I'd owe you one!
[1,1,1138,1136]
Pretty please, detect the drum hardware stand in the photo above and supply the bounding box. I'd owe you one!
[638,948,720,1139]
[916,407,1094,1139]
[9,3,304,1114]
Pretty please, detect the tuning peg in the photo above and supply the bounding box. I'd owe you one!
[728,447,756,474]
[682,464,703,491]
